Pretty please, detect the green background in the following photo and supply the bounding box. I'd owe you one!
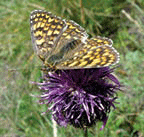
[1,0,144,136]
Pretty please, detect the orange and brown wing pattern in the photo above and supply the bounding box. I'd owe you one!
[30,10,120,70]
[56,38,120,69]
[61,20,88,40]
[88,36,113,47]
[51,20,88,56]
[30,10,67,61]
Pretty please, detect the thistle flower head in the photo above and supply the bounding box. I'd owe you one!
[35,67,120,129]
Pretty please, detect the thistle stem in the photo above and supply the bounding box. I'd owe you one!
[52,117,57,137]
[84,126,88,137]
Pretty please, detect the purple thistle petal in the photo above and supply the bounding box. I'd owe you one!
[100,115,108,130]
[33,67,120,129]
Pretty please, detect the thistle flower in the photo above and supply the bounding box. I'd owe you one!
[34,67,120,130]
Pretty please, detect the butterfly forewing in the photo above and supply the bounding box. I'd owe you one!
[47,20,88,62]
[61,19,88,42]
[30,10,67,61]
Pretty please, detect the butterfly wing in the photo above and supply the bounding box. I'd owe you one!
[87,36,113,47]
[57,19,88,47]
[46,19,88,64]
[30,10,67,61]
[55,37,120,69]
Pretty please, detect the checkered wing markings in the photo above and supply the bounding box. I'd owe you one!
[56,39,120,69]
[50,20,88,56]
[86,36,113,47]
[30,10,67,61]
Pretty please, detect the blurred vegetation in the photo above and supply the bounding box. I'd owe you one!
[0,0,144,136]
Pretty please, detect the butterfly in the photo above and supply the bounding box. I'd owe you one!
[30,10,120,70]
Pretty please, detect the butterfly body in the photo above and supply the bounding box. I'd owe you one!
[30,10,120,69]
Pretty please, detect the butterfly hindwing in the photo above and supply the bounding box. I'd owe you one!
[56,39,120,69]
[87,36,113,47]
